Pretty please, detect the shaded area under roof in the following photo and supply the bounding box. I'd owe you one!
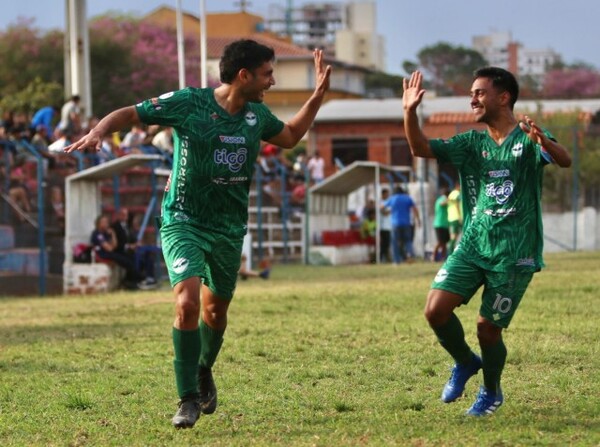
[310,161,412,196]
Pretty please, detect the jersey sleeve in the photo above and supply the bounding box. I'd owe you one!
[255,104,285,141]
[135,89,191,127]
[429,131,475,169]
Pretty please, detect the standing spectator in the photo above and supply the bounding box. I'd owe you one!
[384,185,420,264]
[379,188,392,263]
[360,208,377,263]
[402,67,571,416]
[57,95,82,139]
[432,186,450,262]
[306,150,325,184]
[30,105,59,137]
[65,39,331,429]
[447,183,462,255]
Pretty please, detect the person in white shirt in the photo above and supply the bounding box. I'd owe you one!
[306,150,325,183]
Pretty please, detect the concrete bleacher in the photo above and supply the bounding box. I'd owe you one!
[309,229,374,265]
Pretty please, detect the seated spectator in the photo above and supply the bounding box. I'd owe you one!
[91,214,152,290]
[48,129,70,153]
[8,158,32,221]
[112,208,158,288]
[48,185,65,232]
[120,124,146,154]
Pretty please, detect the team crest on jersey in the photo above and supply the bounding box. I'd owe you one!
[210,112,219,120]
[482,150,490,159]
[150,98,162,111]
[244,111,257,126]
[511,142,524,157]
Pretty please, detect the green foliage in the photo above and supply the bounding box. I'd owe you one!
[525,110,600,209]
[0,77,63,114]
[365,71,404,97]
[405,42,488,96]
[0,252,599,446]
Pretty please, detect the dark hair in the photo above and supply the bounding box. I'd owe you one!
[219,39,275,83]
[473,66,519,109]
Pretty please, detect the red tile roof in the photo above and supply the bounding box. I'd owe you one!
[207,34,314,59]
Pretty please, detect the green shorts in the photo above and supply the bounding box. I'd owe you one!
[160,222,244,299]
[431,249,533,328]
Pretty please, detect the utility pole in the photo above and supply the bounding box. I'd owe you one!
[64,0,92,118]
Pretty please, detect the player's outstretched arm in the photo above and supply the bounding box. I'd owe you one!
[403,71,434,159]
[64,106,141,153]
[268,49,332,149]
[519,115,572,168]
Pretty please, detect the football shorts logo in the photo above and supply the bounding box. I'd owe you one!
[434,269,448,283]
[244,111,257,126]
[172,258,189,274]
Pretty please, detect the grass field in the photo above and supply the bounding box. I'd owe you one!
[1,251,599,446]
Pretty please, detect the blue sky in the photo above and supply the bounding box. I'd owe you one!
[2,0,599,75]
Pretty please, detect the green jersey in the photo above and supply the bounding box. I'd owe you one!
[430,125,555,272]
[136,88,284,238]
[433,195,448,229]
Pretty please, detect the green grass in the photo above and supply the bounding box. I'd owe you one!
[0,251,599,446]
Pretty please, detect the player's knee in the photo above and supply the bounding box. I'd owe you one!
[476,320,502,345]
[202,302,228,328]
[175,294,200,326]
[424,304,449,327]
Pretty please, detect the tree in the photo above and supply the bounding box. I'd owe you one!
[541,67,600,99]
[402,42,488,96]
[364,71,404,98]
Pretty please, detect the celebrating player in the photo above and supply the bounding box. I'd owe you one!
[66,39,331,428]
[402,67,571,415]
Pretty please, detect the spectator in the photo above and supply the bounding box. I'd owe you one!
[379,188,392,263]
[120,124,147,154]
[111,208,158,288]
[152,127,174,154]
[447,183,462,255]
[306,150,325,184]
[8,158,32,220]
[30,105,59,137]
[48,129,70,153]
[360,208,377,263]
[384,185,420,264]
[57,95,82,139]
[91,214,151,290]
[432,186,450,262]
[48,184,65,232]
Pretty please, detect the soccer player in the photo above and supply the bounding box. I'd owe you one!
[65,39,331,428]
[402,68,571,415]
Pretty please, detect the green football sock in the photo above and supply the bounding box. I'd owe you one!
[199,320,225,370]
[432,313,473,365]
[481,337,506,394]
[172,327,201,399]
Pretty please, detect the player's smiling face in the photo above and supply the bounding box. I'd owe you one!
[470,77,504,123]
[243,61,275,103]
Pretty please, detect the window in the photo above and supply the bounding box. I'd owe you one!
[390,138,413,167]
[331,138,368,168]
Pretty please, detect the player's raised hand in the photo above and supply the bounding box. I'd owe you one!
[64,129,103,153]
[313,49,331,95]
[519,115,547,146]
[403,71,426,112]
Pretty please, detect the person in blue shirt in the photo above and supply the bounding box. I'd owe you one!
[30,105,59,137]
[383,185,420,264]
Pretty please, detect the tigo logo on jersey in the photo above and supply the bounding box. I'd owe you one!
[172,258,189,274]
[244,111,257,126]
[214,148,248,173]
[485,180,514,205]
